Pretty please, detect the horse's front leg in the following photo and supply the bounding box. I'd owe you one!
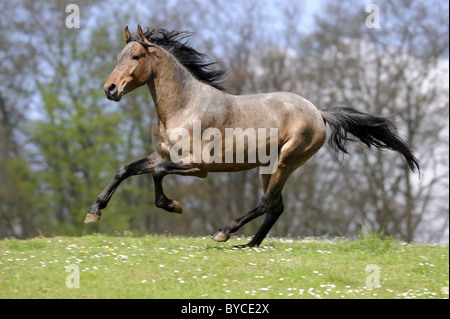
[84,152,167,223]
[152,161,208,214]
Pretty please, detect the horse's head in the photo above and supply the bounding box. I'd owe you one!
[104,25,158,101]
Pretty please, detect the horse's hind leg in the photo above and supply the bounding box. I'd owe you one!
[239,194,284,247]
[211,173,270,242]
[212,195,270,242]
[212,165,292,245]
[212,131,323,246]
[236,125,326,246]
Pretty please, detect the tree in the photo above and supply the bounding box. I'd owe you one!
[292,0,449,241]
[0,0,447,242]
[0,1,43,238]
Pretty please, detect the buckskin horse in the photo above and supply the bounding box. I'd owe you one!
[84,26,419,247]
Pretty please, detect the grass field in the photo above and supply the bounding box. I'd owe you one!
[0,234,448,299]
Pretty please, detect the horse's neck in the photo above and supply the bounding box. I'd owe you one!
[147,51,197,125]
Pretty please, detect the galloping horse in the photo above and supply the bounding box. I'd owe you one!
[85,26,419,247]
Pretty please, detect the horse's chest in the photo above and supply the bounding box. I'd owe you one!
[152,121,172,159]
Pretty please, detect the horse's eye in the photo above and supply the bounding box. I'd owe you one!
[132,55,140,60]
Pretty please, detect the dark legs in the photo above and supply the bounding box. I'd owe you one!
[85,154,207,223]
[152,161,207,214]
[84,152,166,223]
[244,194,284,247]
[212,193,284,247]
[85,137,315,248]
[212,165,292,247]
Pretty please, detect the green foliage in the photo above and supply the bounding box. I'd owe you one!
[28,84,123,234]
[0,0,448,242]
[0,158,43,237]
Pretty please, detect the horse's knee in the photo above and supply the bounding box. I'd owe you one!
[113,164,128,180]
[152,165,166,179]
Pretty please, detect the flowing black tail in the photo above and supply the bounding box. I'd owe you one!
[320,106,420,173]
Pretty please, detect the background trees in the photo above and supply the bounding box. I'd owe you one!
[0,0,448,242]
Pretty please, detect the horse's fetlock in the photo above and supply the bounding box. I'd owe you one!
[155,199,165,209]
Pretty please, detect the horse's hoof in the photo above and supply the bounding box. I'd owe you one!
[84,213,101,224]
[212,231,230,242]
[172,201,183,214]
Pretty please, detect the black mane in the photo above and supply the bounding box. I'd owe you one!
[127,28,228,91]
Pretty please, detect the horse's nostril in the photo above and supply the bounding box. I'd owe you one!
[108,83,117,93]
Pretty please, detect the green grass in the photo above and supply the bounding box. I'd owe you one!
[0,234,448,299]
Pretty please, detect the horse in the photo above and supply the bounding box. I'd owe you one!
[84,26,419,247]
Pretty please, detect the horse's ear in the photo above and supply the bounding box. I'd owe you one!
[136,25,153,47]
[124,26,131,42]
[136,24,145,41]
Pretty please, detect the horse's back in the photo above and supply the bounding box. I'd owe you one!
[233,91,324,135]
[233,91,320,118]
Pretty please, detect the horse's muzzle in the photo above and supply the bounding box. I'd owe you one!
[104,83,122,101]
